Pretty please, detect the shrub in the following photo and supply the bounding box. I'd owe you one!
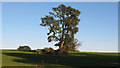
[36,49,42,54]
[41,47,55,55]
[36,47,68,55]
[17,46,31,51]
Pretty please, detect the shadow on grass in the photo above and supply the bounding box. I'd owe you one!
[2,52,119,67]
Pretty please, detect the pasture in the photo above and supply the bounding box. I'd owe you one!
[1,50,119,68]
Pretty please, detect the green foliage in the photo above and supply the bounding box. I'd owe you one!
[41,47,55,55]
[17,46,31,51]
[36,49,42,54]
[40,4,81,50]
[66,39,81,51]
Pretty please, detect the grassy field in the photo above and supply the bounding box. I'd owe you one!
[1,50,119,68]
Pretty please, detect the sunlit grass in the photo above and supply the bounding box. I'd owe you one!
[2,50,119,67]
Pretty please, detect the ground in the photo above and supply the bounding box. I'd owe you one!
[1,50,119,68]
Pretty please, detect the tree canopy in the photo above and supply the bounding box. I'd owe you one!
[40,4,80,49]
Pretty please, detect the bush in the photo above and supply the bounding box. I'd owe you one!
[17,46,31,51]
[36,49,42,54]
[36,47,68,55]
[41,47,55,55]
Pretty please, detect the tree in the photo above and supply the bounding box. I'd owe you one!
[40,4,80,51]
[66,38,81,51]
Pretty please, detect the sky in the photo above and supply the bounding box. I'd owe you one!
[2,2,118,52]
[1,0,120,2]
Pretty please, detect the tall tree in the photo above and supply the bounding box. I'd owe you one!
[40,4,80,50]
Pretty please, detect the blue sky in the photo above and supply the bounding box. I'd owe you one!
[2,2,118,52]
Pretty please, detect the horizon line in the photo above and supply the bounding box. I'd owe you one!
[0,48,119,53]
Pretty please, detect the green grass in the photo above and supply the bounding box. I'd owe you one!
[1,50,119,68]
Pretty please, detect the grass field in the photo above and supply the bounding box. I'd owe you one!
[1,50,119,68]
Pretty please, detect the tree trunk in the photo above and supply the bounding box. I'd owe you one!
[59,42,63,54]
[60,42,63,49]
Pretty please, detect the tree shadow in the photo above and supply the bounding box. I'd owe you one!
[2,52,119,67]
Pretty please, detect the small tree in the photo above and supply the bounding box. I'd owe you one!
[40,4,80,54]
[66,39,81,51]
